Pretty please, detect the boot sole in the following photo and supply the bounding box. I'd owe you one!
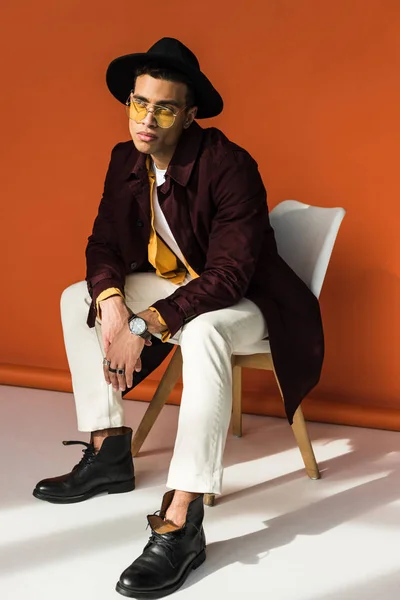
[115,548,206,599]
[32,478,135,504]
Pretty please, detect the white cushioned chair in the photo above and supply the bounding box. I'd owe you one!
[131,200,346,506]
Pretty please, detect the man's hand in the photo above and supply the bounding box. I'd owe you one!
[100,299,166,392]
[104,325,152,392]
[99,295,130,354]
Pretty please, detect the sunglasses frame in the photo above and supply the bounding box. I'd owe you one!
[125,92,187,129]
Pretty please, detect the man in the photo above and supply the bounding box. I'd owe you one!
[34,38,324,598]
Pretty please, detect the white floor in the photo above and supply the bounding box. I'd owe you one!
[1,386,400,600]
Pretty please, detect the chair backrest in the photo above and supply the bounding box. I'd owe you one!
[269,200,346,298]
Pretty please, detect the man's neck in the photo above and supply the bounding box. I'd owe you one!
[150,147,177,171]
[152,158,167,172]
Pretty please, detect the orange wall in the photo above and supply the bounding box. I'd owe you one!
[1,1,400,416]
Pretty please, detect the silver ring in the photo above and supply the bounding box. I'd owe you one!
[103,358,111,367]
[117,368,125,375]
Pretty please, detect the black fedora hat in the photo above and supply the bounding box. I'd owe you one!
[106,37,223,119]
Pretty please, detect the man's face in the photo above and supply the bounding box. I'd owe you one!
[129,74,193,160]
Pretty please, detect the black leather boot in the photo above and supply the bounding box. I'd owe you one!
[116,490,206,599]
[33,427,135,504]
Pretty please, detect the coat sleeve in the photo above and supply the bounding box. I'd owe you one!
[151,150,269,336]
[85,144,127,309]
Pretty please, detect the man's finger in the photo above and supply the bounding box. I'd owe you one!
[135,357,142,372]
[109,373,119,392]
[124,361,136,389]
[103,363,111,384]
[107,364,119,392]
[116,366,127,392]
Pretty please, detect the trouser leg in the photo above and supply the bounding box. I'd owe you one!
[60,274,180,432]
[60,281,125,432]
[166,298,267,495]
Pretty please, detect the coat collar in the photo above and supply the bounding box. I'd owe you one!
[127,121,204,186]
[166,121,203,186]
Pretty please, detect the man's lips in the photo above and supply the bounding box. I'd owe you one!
[137,132,157,142]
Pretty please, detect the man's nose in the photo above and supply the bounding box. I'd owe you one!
[141,109,157,127]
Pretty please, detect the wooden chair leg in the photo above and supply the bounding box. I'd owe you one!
[291,406,320,479]
[204,493,216,507]
[131,347,182,457]
[272,366,320,480]
[232,363,242,437]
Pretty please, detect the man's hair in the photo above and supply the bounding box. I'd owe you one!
[134,65,196,108]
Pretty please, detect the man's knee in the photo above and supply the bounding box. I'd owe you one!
[181,313,232,346]
[60,281,88,313]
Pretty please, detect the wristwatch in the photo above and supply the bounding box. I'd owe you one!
[128,314,152,341]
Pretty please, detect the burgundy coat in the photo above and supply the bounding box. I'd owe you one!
[86,122,324,423]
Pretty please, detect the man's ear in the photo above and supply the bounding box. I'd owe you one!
[191,106,198,119]
[185,106,197,127]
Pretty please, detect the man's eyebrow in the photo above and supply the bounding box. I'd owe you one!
[133,94,180,108]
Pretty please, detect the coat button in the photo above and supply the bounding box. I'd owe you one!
[136,219,144,227]
[130,262,137,271]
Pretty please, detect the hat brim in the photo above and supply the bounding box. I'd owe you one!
[106,52,223,119]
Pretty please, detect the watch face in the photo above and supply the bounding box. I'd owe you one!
[129,317,147,336]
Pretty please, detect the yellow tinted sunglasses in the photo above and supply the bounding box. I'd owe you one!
[125,93,186,129]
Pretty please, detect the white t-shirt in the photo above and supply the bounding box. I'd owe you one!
[152,162,192,284]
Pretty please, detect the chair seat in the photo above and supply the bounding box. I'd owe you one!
[233,338,271,355]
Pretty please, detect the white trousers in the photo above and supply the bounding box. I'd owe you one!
[61,273,267,494]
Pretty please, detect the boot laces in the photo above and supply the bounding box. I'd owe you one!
[62,440,97,469]
[145,514,184,568]
[147,531,182,567]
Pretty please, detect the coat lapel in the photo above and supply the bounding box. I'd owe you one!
[159,123,206,271]
[166,122,204,187]
[124,149,151,226]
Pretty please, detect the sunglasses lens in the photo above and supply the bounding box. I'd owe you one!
[154,108,175,128]
[127,101,148,122]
